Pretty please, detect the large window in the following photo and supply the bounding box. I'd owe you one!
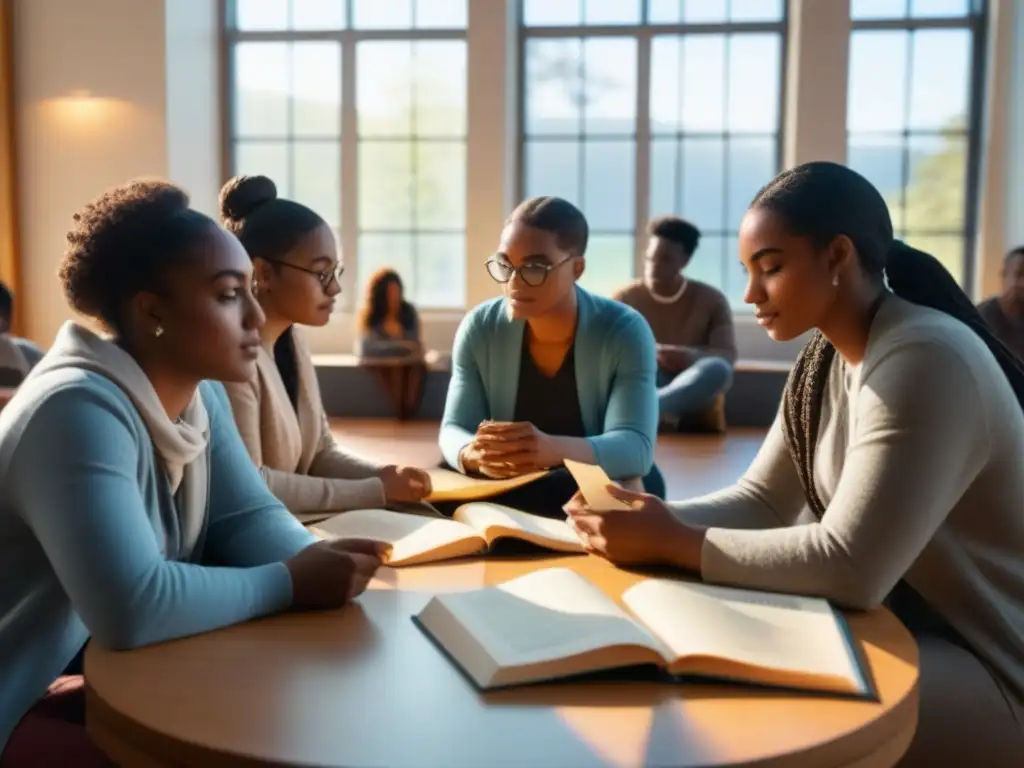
[520,0,786,306]
[227,0,468,309]
[846,0,987,288]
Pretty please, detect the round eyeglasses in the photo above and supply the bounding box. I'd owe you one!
[267,259,344,288]
[485,257,574,287]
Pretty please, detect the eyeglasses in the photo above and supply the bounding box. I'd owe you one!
[268,259,344,288]
[485,257,574,287]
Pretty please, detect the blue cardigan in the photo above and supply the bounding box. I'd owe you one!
[0,372,316,750]
[440,287,658,479]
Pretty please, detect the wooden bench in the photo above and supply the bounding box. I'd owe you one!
[315,355,790,428]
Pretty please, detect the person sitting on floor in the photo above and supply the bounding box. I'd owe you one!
[0,280,44,386]
[219,175,432,524]
[613,216,736,432]
[565,162,1024,767]
[356,268,426,420]
[0,179,385,765]
[977,245,1024,360]
[438,196,663,517]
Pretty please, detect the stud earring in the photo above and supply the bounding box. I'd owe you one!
[155,325,165,338]
[252,280,260,297]
[832,275,839,287]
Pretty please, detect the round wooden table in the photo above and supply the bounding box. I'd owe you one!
[85,555,919,767]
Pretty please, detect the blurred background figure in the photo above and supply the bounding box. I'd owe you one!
[356,268,426,420]
[978,246,1024,361]
[0,280,43,388]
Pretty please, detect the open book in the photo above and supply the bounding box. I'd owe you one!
[424,467,549,503]
[414,568,871,697]
[314,504,585,566]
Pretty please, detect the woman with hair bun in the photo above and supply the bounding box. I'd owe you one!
[565,162,1024,764]
[0,180,386,764]
[219,175,432,523]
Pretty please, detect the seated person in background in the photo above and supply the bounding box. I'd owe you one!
[978,245,1024,360]
[219,175,432,524]
[613,216,736,432]
[566,163,1024,767]
[439,196,664,517]
[356,268,426,420]
[0,280,44,386]
[0,180,385,764]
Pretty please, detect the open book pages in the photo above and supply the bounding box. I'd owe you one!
[414,568,868,696]
[425,467,550,503]
[563,460,632,511]
[314,503,584,567]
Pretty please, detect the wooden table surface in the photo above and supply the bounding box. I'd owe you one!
[85,555,919,768]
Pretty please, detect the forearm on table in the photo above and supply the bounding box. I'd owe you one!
[545,435,596,467]
[262,466,386,514]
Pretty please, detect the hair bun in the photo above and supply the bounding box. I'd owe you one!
[219,175,277,223]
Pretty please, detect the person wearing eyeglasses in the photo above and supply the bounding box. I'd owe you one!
[220,175,432,524]
[438,196,664,517]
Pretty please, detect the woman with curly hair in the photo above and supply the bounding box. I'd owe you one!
[356,268,426,420]
[0,179,385,765]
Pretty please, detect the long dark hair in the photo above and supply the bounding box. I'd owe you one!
[359,268,417,332]
[753,161,1024,517]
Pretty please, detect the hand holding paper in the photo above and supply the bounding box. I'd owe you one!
[563,459,633,512]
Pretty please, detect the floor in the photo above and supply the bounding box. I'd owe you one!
[330,419,767,500]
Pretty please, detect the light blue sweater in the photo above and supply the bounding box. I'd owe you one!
[0,371,316,750]
[439,287,658,479]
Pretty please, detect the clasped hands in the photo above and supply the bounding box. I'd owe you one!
[563,484,705,572]
[460,420,558,479]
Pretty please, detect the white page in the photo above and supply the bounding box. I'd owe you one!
[425,467,549,502]
[455,502,585,549]
[315,508,480,564]
[622,580,859,685]
[564,460,632,512]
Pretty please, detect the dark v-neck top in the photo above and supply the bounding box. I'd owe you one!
[513,333,587,438]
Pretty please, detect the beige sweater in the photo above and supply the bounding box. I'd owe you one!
[672,297,1024,703]
[223,328,386,521]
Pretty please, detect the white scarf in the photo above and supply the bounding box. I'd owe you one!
[28,322,210,560]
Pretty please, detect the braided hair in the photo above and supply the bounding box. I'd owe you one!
[753,162,1024,517]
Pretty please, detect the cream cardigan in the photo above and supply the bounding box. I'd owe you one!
[224,328,386,522]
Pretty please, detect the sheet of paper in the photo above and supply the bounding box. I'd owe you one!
[563,460,632,512]
[425,467,549,502]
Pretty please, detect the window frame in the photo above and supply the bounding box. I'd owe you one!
[222,0,469,312]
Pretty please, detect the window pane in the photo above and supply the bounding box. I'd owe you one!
[683,0,727,22]
[682,35,726,132]
[525,140,581,204]
[580,235,634,297]
[234,43,289,137]
[848,134,906,231]
[235,0,288,30]
[414,0,467,28]
[851,0,908,19]
[416,234,465,307]
[727,138,776,229]
[649,37,681,134]
[292,0,347,29]
[415,142,466,229]
[904,235,964,284]
[730,0,784,22]
[848,31,909,133]
[584,0,641,25]
[359,234,415,294]
[908,29,970,131]
[649,138,678,216]
[582,140,634,231]
[523,0,582,26]
[234,141,292,197]
[583,38,636,135]
[293,142,341,228]
[357,42,413,137]
[413,42,467,137]
[680,138,725,231]
[359,142,413,229]
[687,235,725,290]
[728,34,781,133]
[647,0,681,23]
[910,0,969,17]
[353,0,413,28]
[525,39,582,136]
[905,134,967,233]
[292,43,341,137]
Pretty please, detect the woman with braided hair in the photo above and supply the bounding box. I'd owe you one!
[565,162,1024,764]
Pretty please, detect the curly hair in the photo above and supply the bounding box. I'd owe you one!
[647,215,701,256]
[59,179,216,332]
[219,175,325,262]
[358,268,417,333]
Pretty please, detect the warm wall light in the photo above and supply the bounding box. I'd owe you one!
[37,91,140,140]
